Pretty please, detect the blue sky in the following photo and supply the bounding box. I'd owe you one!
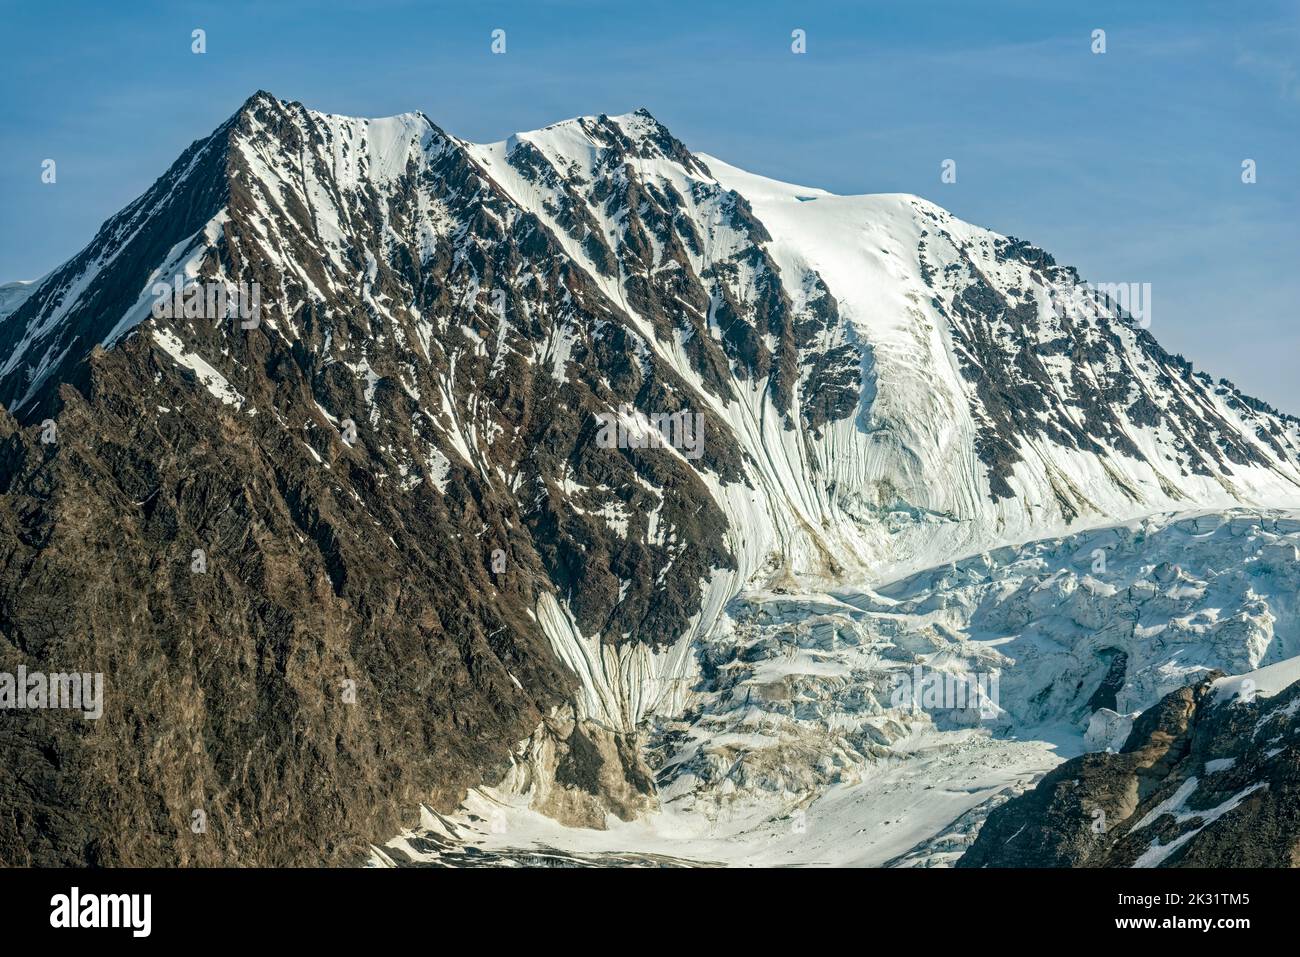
[2,0,1298,407]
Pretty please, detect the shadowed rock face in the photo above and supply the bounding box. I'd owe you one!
[958,675,1300,868]
[0,343,576,865]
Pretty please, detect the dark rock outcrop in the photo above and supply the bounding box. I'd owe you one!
[959,673,1300,867]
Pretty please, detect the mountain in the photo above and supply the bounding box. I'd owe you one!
[2,92,1298,866]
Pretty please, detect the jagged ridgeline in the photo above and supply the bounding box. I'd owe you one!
[2,92,1299,865]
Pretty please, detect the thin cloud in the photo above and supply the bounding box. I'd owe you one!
[1235,48,1300,103]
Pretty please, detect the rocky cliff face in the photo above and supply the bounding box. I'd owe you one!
[959,663,1300,867]
[3,92,1299,866]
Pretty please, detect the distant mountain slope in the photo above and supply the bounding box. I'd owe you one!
[0,281,37,321]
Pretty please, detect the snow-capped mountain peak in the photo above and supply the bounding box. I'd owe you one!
[5,92,1300,866]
